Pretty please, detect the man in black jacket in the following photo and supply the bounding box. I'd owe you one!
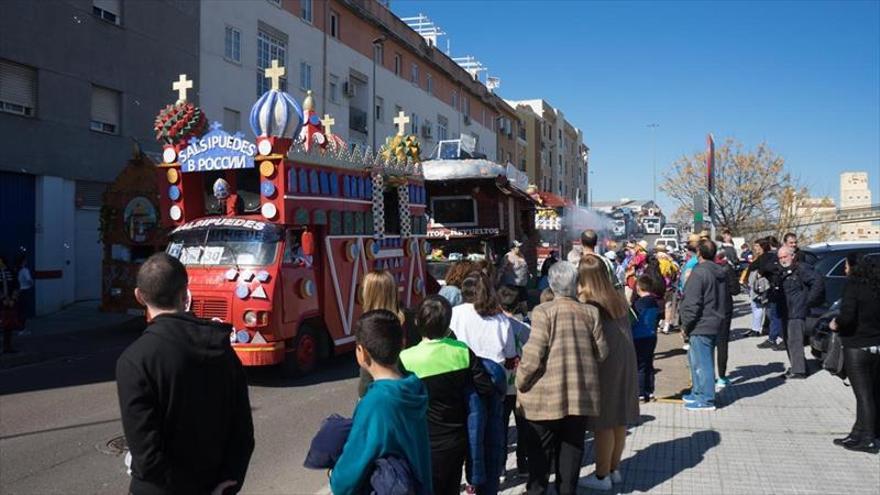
[116,253,254,495]
[776,246,824,379]
[680,239,732,411]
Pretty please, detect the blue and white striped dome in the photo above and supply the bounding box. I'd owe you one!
[250,89,303,139]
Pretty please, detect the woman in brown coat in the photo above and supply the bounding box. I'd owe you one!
[578,254,640,491]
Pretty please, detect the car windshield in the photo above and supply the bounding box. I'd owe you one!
[167,225,282,267]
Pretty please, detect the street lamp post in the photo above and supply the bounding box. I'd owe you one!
[371,37,385,152]
[647,123,659,203]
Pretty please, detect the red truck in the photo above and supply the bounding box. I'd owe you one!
[153,71,427,375]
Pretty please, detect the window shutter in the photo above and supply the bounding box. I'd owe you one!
[93,0,120,16]
[0,60,36,108]
[91,86,119,126]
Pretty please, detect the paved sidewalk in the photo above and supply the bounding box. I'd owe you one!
[0,301,143,369]
[497,300,880,494]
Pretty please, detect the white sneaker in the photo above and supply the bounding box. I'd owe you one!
[682,343,690,351]
[610,469,623,484]
[579,473,612,491]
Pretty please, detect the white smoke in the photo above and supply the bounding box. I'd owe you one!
[562,206,613,244]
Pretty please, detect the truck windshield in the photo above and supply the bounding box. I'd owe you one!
[166,226,282,267]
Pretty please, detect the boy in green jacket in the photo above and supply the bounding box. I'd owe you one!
[330,310,433,494]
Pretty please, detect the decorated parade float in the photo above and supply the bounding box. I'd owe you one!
[153,62,428,375]
[529,187,569,272]
[421,147,536,283]
[101,146,167,313]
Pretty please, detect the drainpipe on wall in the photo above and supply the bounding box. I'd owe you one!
[321,0,328,113]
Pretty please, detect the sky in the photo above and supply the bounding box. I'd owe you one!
[392,0,880,213]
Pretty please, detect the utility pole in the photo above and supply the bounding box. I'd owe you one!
[647,123,659,203]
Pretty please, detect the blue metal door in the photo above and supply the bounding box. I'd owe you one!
[0,171,36,315]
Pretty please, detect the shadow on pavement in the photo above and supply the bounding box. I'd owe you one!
[617,430,722,493]
[245,353,359,388]
[720,362,787,407]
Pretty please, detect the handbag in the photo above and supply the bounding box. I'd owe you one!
[823,332,847,380]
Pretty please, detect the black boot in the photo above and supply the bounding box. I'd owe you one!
[833,435,854,446]
[842,437,879,453]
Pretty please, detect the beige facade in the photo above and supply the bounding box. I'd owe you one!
[506,98,588,204]
[839,172,879,240]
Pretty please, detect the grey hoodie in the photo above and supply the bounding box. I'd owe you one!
[680,260,733,337]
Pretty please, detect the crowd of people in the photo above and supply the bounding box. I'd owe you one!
[113,226,879,495]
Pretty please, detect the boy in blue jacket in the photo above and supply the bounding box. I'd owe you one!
[330,310,433,495]
[632,275,662,402]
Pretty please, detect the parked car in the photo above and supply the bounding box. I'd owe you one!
[654,237,680,252]
[802,241,880,308]
[809,299,841,359]
[802,241,880,332]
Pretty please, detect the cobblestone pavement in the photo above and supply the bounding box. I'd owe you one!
[497,301,880,494]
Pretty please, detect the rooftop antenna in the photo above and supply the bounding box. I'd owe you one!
[401,13,446,47]
[486,74,501,93]
[452,55,487,82]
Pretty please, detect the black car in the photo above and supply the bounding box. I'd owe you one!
[801,240,880,310]
[809,299,840,359]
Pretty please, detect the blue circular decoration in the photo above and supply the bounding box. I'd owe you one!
[309,114,321,125]
[372,241,381,255]
[235,285,250,299]
[168,185,181,201]
[261,181,276,198]
[256,270,270,282]
[236,330,251,344]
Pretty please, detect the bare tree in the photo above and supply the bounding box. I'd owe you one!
[661,138,798,236]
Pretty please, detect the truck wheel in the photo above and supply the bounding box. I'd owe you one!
[281,325,320,377]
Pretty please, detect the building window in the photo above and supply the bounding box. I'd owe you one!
[437,115,448,141]
[301,0,313,22]
[0,60,36,117]
[394,53,402,76]
[257,28,287,95]
[330,10,340,38]
[426,73,433,95]
[375,96,384,122]
[90,85,120,134]
[411,63,419,85]
[411,113,419,135]
[93,0,121,25]
[463,96,470,116]
[374,43,384,65]
[451,90,458,110]
[329,74,339,103]
[223,108,240,132]
[224,26,241,63]
[300,62,312,91]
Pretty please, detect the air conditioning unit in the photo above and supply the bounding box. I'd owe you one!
[343,80,356,98]
[421,124,433,139]
[463,115,471,125]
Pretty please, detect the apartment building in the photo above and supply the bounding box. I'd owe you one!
[507,98,589,204]
[839,171,879,240]
[0,0,199,314]
[199,0,500,160]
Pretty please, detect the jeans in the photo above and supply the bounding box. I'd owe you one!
[783,319,807,375]
[687,334,717,405]
[750,299,766,333]
[768,303,783,343]
[844,347,880,441]
[634,337,657,397]
[523,415,587,495]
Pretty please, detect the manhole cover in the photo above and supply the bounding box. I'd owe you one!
[97,434,128,455]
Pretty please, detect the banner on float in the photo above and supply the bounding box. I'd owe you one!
[179,123,256,173]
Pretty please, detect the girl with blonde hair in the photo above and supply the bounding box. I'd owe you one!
[362,270,405,324]
[577,255,640,490]
[357,270,407,398]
